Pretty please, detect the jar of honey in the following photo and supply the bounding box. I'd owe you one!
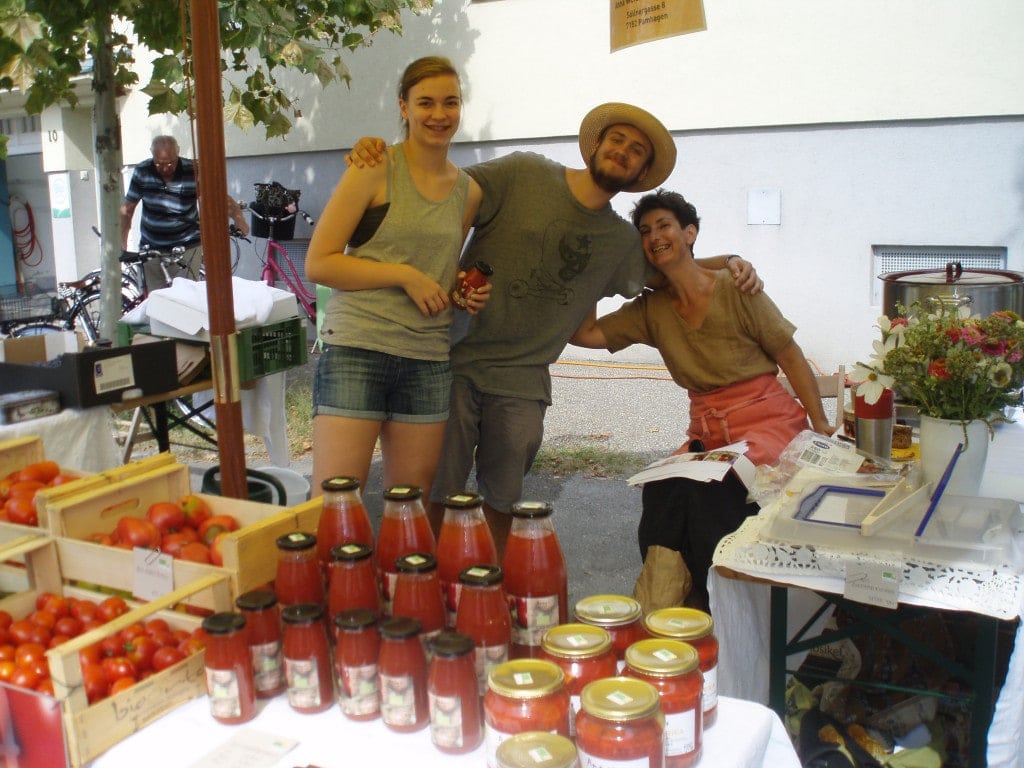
[327,541,381,619]
[455,564,511,695]
[496,731,579,768]
[234,589,284,698]
[436,492,498,626]
[274,531,324,609]
[392,552,446,645]
[574,594,647,661]
[576,677,665,767]
[624,638,703,767]
[317,476,374,568]
[379,615,430,732]
[502,501,567,659]
[427,631,484,754]
[644,607,719,727]
[201,612,257,724]
[333,608,381,721]
[281,602,334,714]
[377,485,436,614]
[540,623,618,737]
[484,658,570,767]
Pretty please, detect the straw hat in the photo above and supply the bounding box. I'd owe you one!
[578,102,677,192]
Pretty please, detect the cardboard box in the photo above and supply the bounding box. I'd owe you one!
[43,462,322,603]
[0,335,179,408]
[147,280,299,342]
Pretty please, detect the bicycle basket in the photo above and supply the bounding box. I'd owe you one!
[253,181,300,213]
[249,202,297,241]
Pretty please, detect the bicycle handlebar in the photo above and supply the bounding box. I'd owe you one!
[249,204,316,228]
[121,245,187,265]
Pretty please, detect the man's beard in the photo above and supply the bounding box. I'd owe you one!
[589,150,645,193]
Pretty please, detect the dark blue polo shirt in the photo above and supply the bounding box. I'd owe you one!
[125,157,201,249]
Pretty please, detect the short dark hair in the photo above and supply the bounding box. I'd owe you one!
[630,189,700,232]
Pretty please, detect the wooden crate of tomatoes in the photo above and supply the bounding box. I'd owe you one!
[40,461,321,605]
[0,535,232,766]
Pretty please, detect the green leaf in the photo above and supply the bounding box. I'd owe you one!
[224,101,255,131]
[264,109,291,139]
[0,52,34,90]
[149,54,183,84]
[0,16,43,51]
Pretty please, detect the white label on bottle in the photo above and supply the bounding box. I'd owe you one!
[474,643,509,696]
[576,747,650,768]
[508,593,560,647]
[702,663,718,713]
[381,673,420,726]
[284,656,321,709]
[665,708,697,756]
[429,692,464,749]
[250,639,283,693]
[340,661,380,717]
[206,667,241,718]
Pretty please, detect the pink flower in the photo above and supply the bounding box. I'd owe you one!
[928,359,952,380]
[953,325,986,347]
[982,340,1008,356]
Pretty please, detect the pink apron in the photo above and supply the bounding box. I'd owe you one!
[684,373,809,467]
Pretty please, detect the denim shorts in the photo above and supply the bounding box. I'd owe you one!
[313,344,451,423]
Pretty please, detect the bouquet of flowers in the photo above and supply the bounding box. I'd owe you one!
[851,302,1024,424]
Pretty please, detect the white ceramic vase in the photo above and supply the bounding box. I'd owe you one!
[918,414,990,497]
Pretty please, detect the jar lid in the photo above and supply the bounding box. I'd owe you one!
[459,564,503,587]
[574,594,642,627]
[275,531,317,551]
[510,500,553,519]
[443,491,485,509]
[201,612,247,635]
[496,731,578,768]
[624,638,699,676]
[580,677,661,721]
[235,589,277,612]
[487,659,564,699]
[322,476,360,492]
[383,485,423,501]
[281,603,325,625]
[379,615,423,639]
[541,623,612,659]
[395,552,437,573]
[643,606,714,640]
[334,607,378,632]
[429,630,475,659]
[330,542,373,562]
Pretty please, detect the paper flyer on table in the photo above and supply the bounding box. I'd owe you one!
[627,441,756,488]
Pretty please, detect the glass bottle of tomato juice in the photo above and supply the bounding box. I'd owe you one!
[501,501,568,659]
[234,589,284,699]
[392,552,446,646]
[455,564,511,695]
[334,607,381,721]
[436,492,498,626]
[427,630,484,754]
[327,541,381,619]
[274,531,324,609]
[201,612,257,725]
[281,603,334,714]
[379,615,430,732]
[377,485,436,615]
[317,476,374,568]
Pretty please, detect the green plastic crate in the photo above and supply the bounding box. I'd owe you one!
[236,317,307,382]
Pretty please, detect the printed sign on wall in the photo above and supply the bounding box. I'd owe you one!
[610,0,706,52]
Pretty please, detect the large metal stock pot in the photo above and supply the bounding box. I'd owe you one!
[880,262,1024,318]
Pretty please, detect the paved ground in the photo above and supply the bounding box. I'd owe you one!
[185,354,691,608]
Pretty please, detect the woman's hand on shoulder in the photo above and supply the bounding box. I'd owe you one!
[345,137,388,169]
[728,255,763,295]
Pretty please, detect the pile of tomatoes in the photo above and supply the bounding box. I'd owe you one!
[0,591,206,702]
[87,494,242,567]
[0,459,77,526]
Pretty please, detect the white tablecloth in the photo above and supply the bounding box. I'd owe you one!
[0,407,121,472]
[89,693,799,767]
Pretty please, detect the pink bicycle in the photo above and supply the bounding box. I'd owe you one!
[248,198,317,326]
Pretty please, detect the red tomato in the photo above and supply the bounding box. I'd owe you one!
[115,517,162,549]
[178,635,206,657]
[178,541,211,563]
[0,660,15,682]
[208,532,228,567]
[71,600,99,623]
[178,494,212,527]
[97,596,130,623]
[26,623,51,646]
[36,677,55,695]
[48,473,78,486]
[15,642,47,669]
[7,479,45,498]
[126,635,159,672]
[81,662,109,703]
[39,594,70,619]
[9,666,41,689]
[79,641,104,667]
[17,460,60,484]
[160,531,192,558]
[28,609,57,630]
[109,676,135,695]
[0,610,11,630]
[87,531,115,546]
[53,615,83,638]
[0,644,14,662]
[143,618,171,637]
[152,645,185,671]
[197,514,240,544]
[146,501,185,534]
[7,620,35,645]
[101,634,125,658]
[101,656,136,683]
[48,634,71,649]
[118,623,146,644]
[4,495,37,526]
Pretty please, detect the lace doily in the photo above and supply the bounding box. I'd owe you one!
[715,513,1024,620]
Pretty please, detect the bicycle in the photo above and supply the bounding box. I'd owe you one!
[248,203,317,326]
[0,274,128,341]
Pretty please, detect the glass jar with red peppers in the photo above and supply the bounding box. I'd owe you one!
[333,608,381,721]
[454,564,511,695]
[436,492,498,626]
[483,658,570,767]
[201,612,257,724]
[377,485,436,615]
[501,501,568,659]
[574,594,647,661]
[281,602,334,714]
[327,541,381,619]
[234,589,284,699]
[540,623,618,738]
[644,607,720,728]
[427,631,484,754]
[575,677,665,768]
[274,531,324,609]
[379,615,430,732]
[624,638,703,767]
[317,476,374,569]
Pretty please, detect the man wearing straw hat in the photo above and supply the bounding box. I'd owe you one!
[348,102,761,553]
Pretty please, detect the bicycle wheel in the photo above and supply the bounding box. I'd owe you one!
[10,322,65,337]
[70,292,104,342]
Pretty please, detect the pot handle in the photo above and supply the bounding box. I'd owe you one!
[945,262,963,283]
[925,294,973,312]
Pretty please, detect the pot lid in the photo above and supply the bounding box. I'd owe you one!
[880,264,1024,286]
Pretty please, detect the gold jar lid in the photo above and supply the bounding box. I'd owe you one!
[541,623,613,659]
[496,731,579,768]
[488,659,565,699]
[580,677,661,721]
[574,594,642,627]
[624,638,699,676]
[643,607,714,640]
